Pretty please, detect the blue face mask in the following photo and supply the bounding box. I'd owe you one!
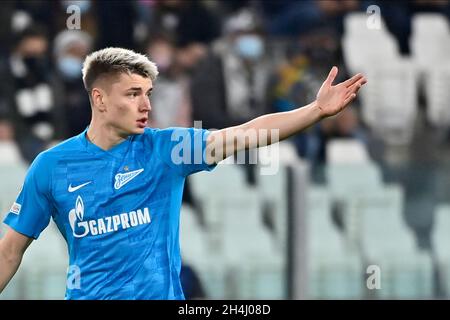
[58,56,83,79]
[234,35,264,60]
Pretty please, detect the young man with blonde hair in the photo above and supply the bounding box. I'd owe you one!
[0,47,366,299]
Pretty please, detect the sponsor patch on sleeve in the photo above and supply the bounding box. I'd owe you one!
[10,202,21,215]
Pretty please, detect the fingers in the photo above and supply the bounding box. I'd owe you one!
[342,73,365,88]
[340,76,367,109]
[347,77,367,95]
[325,66,338,86]
[343,93,357,106]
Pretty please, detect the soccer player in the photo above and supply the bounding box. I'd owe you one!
[0,47,366,299]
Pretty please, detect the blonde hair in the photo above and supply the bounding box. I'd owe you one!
[82,47,158,92]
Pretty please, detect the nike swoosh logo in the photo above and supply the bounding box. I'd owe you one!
[68,181,92,192]
[114,169,144,190]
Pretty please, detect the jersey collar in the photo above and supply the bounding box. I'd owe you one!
[77,127,133,158]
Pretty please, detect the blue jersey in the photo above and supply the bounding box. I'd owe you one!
[3,127,215,299]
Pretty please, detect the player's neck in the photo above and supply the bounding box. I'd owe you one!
[86,122,127,151]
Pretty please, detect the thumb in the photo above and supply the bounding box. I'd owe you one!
[325,66,338,86]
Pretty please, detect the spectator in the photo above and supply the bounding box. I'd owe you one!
[191,8,273,130]
[0,25,58,162]
[52,30,93,138]
[144,34,192,129]
[269,28,349,161]
[190,8,274,184]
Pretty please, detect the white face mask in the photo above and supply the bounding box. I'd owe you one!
[234,35,264,60]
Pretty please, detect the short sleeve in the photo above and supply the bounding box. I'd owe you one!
[152,127,216,177]
[3,153,53,239]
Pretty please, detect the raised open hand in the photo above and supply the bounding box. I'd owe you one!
[316,66,367,118]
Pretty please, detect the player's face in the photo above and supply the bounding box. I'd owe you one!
[103,73,152,136]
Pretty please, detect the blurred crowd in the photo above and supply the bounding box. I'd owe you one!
[1,0,450,300]
[1,0,449,166]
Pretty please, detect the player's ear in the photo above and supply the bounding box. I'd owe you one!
[91,87,106,112]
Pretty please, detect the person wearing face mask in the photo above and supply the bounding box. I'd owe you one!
[191,9,273,185]
[52,30,93,139]
[57,55,84,80]
[233,33,265,61]
[191,9,272,131]
[0,24,58,163]
[21,55,49,82]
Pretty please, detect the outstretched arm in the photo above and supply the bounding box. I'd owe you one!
[205,66,367,164]
[0,227,33,293]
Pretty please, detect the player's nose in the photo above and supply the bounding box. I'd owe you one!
[140,97,151,112]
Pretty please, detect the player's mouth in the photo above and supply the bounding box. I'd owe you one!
[136,117,148,128]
